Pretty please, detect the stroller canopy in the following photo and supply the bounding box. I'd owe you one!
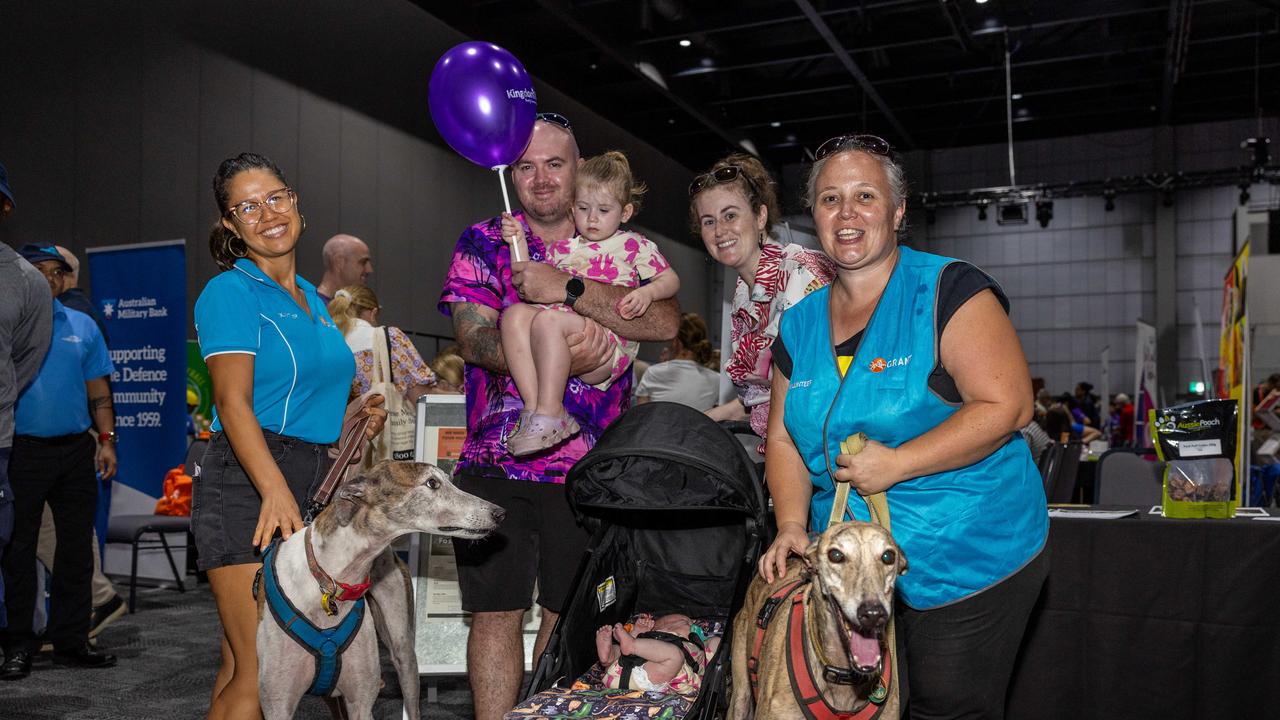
[567,401,767,529]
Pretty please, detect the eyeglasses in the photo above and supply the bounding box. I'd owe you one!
[814,134,893,161]
[225,187,296,224]
[687,165,761,197]
[536,112,573,133]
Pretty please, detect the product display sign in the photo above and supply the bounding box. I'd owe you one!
[409,394,539,674]
[1218,241,1249,497]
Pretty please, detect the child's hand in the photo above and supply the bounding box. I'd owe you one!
[617,287,652,320]
[500,212,526,246]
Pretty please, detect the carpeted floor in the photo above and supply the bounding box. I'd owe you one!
[2,581,477,719]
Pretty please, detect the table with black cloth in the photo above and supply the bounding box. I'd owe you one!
[1007,507,1280,720]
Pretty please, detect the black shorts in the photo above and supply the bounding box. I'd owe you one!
[452,473,589,614]
[191,430,329,571]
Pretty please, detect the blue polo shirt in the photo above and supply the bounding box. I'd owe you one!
[194,259,354,445]
[15,300,115,437]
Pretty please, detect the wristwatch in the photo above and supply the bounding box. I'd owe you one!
[564,277,586,308]
[98,431,117,444]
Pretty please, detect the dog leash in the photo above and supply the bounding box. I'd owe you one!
[829,432,899,714]
[304,392,376,523]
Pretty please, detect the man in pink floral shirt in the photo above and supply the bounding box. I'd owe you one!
[438,116,679,720]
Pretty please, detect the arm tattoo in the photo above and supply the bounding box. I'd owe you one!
[454,303,507,373]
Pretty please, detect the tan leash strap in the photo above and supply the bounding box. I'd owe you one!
[834,432,900,711]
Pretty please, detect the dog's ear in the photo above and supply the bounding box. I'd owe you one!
[802,536,820,574]
[894,541,909,576]
[333,480,368,526]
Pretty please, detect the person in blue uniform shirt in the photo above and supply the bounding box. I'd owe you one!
[192,152,384,718]
[761,135,1048,720]
[1,244,117,680]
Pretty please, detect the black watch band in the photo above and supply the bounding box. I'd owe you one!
[565,277,586,307]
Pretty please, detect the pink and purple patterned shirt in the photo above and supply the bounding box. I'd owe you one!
[438,211,634,484]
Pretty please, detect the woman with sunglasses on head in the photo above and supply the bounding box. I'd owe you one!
[760,136,1048,719]
[193,153,386,719]
[688,154,834,449]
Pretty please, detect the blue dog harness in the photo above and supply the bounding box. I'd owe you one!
[259,540,366,696]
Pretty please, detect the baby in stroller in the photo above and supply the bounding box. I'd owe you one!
[596,613,722,695]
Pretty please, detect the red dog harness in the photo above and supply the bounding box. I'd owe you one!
[747,578,891,720]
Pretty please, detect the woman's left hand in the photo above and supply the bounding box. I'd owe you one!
[834,438,907,495]
[361,394,388,439]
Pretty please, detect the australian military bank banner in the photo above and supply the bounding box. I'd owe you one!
[87,240,187,579]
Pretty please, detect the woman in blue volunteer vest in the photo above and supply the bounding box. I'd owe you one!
[193,153,385,718]
[761,135,1049,719]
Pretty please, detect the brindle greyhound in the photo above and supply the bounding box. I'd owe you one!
[730,522,908,720]
[256,461,504,720]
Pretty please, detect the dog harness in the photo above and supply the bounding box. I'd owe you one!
[747,578,891,720]
[259,540,366,697]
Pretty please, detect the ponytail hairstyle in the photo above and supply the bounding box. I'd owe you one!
[676,312,715,368]
[327,284,379,336]
[577,150,647,217]
[209,152,288,271]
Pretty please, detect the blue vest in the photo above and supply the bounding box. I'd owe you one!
[779,246,1047,609]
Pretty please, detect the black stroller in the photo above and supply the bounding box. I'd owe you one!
[508,402,768,720]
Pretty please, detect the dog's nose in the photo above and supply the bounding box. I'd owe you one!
[490,507,506,524]
[856,601,887,628]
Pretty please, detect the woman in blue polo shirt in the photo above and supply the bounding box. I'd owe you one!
[193,152,384,718]
[759,136,1048,719]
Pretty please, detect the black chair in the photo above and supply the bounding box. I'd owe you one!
[1048,442,1082,503]
[1038,442,1082,503]
[1037,443,1062,499]
[105,514,190,612]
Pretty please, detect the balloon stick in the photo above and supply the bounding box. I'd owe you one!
[492,164,526,262]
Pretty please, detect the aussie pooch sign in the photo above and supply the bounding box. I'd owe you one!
[86,240,186,512]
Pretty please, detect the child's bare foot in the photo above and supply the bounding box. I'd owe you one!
[596,625,618,665]
[632,615,655,634]
[613,623,637,656]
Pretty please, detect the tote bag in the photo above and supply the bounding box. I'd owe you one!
[364,327,417,467]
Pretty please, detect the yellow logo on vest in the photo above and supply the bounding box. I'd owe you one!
[869,355,912,373]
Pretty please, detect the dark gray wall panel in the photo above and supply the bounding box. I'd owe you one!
[294,91,343,284]
[337,110,380,247]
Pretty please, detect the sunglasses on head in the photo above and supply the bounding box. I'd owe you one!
[814,134,893,161]
[687,165,761,197]
[536,112,573,133]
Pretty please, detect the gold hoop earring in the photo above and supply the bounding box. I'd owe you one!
[300,213,307,232]
[229,236,248,258]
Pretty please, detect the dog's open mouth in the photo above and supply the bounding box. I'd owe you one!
[439,525,491,538]
[830,598,883,675]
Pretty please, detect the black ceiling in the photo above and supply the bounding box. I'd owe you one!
[424,0,1279,171]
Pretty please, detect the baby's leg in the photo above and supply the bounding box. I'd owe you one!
[499,303,540,414]
[529,308,587,416]
[596,625,620,666]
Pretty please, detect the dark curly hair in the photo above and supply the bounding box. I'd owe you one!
[208,153,288,271]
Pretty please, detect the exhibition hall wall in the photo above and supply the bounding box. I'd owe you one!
[911,117,1280,398]
[0,0,715,362]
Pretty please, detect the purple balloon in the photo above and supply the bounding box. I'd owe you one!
[429,42,538,168]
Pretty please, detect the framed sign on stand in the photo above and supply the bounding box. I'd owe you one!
[408,395,541,702]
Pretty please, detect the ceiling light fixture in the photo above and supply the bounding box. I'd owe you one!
[679,39,692,47]
[770,121,782,128]
[1035,199,1054,229]
[1011,93,1023,100]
